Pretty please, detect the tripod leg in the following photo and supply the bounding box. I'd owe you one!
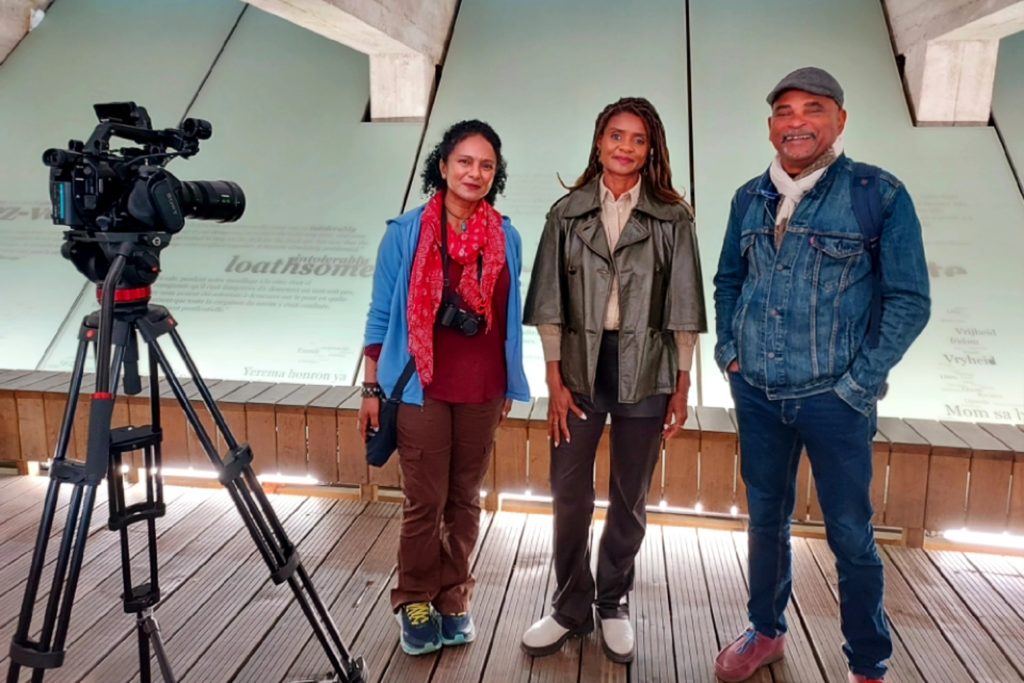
[134,310,365,683]
[138,609,176,683]
[6,334,99,683]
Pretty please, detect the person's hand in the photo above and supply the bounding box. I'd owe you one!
[547,379,586,448]
[358,397,380,442]
[662,371,690,440]
[727,360,740,373]
[499,399,512,424]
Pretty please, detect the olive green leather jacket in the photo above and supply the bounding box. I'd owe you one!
[524,177,707,403]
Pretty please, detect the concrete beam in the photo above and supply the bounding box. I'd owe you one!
[888,0,1024,49]
[243,0,457,120]
[0,0,47,65]
[886,0,1024,125]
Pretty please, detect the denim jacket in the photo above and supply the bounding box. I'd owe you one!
[713,155,930,415]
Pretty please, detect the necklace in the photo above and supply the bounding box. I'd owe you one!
[445,202,473,234]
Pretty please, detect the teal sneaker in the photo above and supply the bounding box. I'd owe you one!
[440,612,475,646]
[397,602,441,655]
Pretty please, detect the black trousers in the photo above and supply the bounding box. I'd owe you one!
[549,332,666,627]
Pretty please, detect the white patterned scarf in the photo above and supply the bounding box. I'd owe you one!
[769,137,844,247]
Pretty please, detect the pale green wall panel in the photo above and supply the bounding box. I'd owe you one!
[418,0,691,398]
[995,32,1024,196]
[0,0,243,370]
[691,0,1024,423]
[38,7,423,385]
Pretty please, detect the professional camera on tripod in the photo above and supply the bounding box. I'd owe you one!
[6,103,365,683]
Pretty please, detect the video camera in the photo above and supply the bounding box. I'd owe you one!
[45,102,245,286]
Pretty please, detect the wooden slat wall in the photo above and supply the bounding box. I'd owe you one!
[1,368,1022,547]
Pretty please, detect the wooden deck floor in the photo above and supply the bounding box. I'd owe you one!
[2,475,1024,682]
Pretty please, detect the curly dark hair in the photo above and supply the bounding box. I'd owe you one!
[421,119,507,205]
[567,97,687,206]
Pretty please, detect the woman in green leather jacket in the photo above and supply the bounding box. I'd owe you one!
[520,97,706,664]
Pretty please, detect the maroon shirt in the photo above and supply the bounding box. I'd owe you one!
[363,260,509,404]
[426,259,508,404]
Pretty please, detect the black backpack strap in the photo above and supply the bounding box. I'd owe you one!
[389,358,417,402]
[850,162,884,348]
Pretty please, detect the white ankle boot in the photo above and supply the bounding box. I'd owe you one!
[521,613,594,657]
[600,616,635,663]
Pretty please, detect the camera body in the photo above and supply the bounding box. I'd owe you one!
[437,297,484,337]
[45,102,246,286]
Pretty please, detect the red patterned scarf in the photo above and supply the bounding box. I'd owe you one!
[407,192,506,385]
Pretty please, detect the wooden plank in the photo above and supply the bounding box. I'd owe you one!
[177,377,220,472]
[0,475,49,521]
[274,385,330,477]
[426,513,526,683]
[305,386,356,484]
[530,522,588,683]
[860,542,971,682]
[871,429,891,525]
[479,514,554,683]
[183,501,377,682]
[76,493,309,683]
[944,420,1013,532]
[789,537,854,682]
[42,389,75,461]
[0,386,21,463]
[124,499,358,683]
[730,531,824,682]
[527,397,551,497]
[979,423,1024,534]
[14,380,50,462]
[330,387,367,486]
[796,449,813,522]
[155,378,194,470]
[244,402,278,475]
[217,381,274,460]
[662,406,698,508]
[662,526,718,682]
[493,399,532,497]
[0,487,204,650]
[71,374,95,465]
[695,407,736,515]
[905,419,970,533]
[922,550,1024,680]
[727,408,749,515]
[805,538,925,683]
[36,491,233,680]
[878,418,931,544]
[283,507,402,681]
[631,524,674,683]
[594,416,611,503]
[379,512,497,682]
[576,520,624,683]
[886,545,1022,682]
[698,528,772,683]
[339,389,395,490]
[0,482,112,599]
[205,379,248,458]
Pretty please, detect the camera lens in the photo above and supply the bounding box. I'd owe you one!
[178,180,245,223]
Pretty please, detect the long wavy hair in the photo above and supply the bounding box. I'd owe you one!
[566,97,686,206]
[421,119,507,205]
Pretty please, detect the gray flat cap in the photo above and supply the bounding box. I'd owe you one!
[767,67,844,107]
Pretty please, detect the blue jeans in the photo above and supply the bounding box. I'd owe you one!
[729,372,891,679]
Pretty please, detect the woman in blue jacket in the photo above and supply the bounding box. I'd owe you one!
[359,120,529,656]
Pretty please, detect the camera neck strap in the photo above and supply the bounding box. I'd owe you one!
[440,207,482,294]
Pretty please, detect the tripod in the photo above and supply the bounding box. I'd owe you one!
[6,244,366,682]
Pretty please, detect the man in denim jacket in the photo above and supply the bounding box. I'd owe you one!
[712,67,930,683]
